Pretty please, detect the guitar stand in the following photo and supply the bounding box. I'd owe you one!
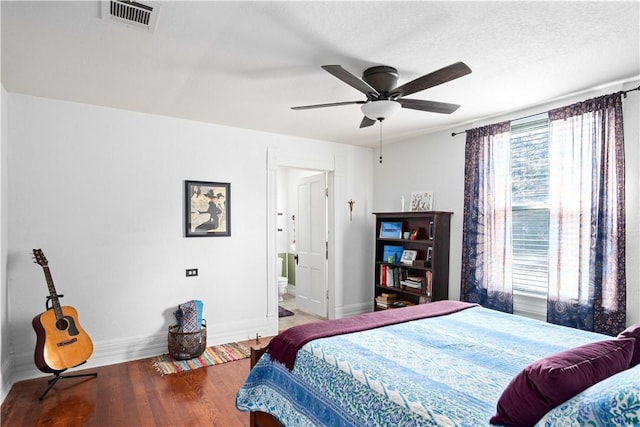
[39,365,98,400]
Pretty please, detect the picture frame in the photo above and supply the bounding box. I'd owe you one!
[379,221,402,238]
[185,180,231,237]
[400,249,418,265]
[410,191,433,211]
[409,228,419,240]
[426,247,433,265]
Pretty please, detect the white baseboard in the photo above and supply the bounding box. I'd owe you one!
[335,301,371,318]
[7,315,278,386]
[1,355,13,404]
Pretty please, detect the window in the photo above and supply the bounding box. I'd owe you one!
[510,115,549,297]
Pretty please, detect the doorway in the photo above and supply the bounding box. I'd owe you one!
[275,167,328,324]
[267,147,336,327]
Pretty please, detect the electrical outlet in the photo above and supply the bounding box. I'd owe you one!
[186,268,198,277]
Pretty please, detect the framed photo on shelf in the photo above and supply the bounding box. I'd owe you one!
[185,180,231,237]
[400,249,418,265]
[426,247,433,265]
[409,228,419,240]
[379,221,402,238]
[410,191,433,211]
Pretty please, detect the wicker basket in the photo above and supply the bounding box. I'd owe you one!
[168,320,206,360]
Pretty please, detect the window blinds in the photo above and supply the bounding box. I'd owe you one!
[510,116,550,295]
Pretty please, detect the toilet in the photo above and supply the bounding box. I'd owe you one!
[277,257,288,302]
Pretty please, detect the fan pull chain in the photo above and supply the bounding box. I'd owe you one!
[379,119,383,163]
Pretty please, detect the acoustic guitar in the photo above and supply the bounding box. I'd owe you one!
[31,249,94,373]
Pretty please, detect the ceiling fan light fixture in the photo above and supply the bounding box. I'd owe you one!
[361,100,401,121]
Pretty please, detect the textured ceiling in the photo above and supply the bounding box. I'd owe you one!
[2,1,639,146]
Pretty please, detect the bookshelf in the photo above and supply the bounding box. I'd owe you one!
[373,211,451,310]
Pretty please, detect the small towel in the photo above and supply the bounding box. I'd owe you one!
[175,300,203,332]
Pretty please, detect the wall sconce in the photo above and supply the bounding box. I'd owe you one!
[347,199,355,221]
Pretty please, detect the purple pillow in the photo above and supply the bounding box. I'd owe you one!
[490,338,634,427]
[617,322,640,367]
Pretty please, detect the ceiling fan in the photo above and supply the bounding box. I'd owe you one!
[291,62,472,128]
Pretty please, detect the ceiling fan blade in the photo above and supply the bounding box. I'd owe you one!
[359,116,376,128]
[393,62,472,97]
[322,65,380,97]
[291,100,365,110]
[398,98,461,114]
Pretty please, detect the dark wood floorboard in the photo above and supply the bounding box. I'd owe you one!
[1,337,270,427]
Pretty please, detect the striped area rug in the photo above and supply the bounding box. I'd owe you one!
[152,342,250,375]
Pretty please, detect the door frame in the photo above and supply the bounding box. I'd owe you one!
[266,147,337,321]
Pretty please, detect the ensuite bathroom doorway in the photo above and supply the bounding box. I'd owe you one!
[276,166,329,329]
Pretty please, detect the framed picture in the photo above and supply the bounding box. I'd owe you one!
[410,191,433,211]
[400,249,418,265]
[379,221,402,238]
[409,228,419,240]
[426,247,433,265]
[185,180,231,237]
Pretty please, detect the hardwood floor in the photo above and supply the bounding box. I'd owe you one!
[1,295,323,427]
[1,338,262,427]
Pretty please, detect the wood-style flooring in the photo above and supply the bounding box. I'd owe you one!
[1,294,322,427]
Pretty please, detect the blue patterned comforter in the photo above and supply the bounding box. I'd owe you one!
[236,306,613,426]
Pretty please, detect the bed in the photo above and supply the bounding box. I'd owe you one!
[236,300,640,427]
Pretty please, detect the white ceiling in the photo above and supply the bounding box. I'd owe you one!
[2,1,639,147]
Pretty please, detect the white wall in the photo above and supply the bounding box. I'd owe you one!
[0,2,8,401]
[4,93,374,385]
[374,80,640,326]
[624,81,640,327]
[1,83,9,401]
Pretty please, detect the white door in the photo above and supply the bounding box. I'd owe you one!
[295,173,327,317]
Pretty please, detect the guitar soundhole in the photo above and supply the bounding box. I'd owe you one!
[56,318,69,331]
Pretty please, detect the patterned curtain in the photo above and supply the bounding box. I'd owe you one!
[461,121,513,313]
[546,93,626,336]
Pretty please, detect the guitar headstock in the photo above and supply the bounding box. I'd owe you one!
[33,249,48,267]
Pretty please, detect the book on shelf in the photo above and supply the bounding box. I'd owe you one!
[376,294,397,309]
[403,287,423,295]
[400,274,425,291]
[393,300,416,308]
[384,266,408,288]
[400,279,422,289]
[376,293,397,303]
[386,268,394,287]
[376,294,397,308]
[377,298,415,310]
[383,245,403,264]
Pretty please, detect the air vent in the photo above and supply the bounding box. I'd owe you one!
[101,0,161,32]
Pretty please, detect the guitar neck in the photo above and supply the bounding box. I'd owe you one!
[41,266,63,319]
